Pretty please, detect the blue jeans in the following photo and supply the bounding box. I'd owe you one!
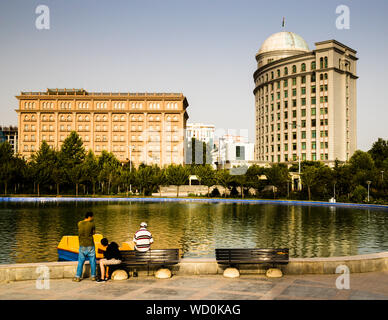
[76,246,96,278]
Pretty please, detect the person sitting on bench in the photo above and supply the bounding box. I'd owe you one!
[133,222,154,252]
[96,238,108,260]
[97,240,122,282]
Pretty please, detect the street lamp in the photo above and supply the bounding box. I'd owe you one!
[366,180,372,202]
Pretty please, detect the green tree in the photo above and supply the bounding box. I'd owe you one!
[60,132,86,196]
[51,151,66,196]
[0,141,15,194]
[265,163,290,198]
[368,138,388,169]
[135,164,160,196]
[216,169,232,197]
[82,150,99,195]
[166,164,189,197]
[301,165,319,200]
[195,164,216,197]
[98,151,121,195]
[245,164,266,197]
[30,141,56,196]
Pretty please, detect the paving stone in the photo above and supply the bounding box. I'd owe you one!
[141,287,195,300]
[166,277,222,289]
[79,284,142,297]
[218,280,274,294]
[202,292,260,300]
[348,290,388,300]
[293,279,332,287]
[280,285,338,299]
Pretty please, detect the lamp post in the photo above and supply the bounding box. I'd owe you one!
[366,180,372,202]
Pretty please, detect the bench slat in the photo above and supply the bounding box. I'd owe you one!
[215,248,289,265]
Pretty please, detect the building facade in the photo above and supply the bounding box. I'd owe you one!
[254,31,358,165]
[216,135,255,167]
[0,126,18,154]
[16,89,189,166]
[185,123,215,165]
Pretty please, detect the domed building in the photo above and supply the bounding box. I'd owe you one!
[253,31,358,167]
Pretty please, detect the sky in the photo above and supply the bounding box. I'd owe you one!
[0,0,387,151]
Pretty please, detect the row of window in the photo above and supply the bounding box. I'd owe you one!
[257,109,329,126]
[257,129,329,143]
[23,101,180,110]
[259,153,330,162]
[258,141,329,153]
[23,114,180,123]
[258,58,328,84]
[258,73,329,94]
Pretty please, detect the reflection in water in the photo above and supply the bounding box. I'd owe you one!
[0,201,387,264]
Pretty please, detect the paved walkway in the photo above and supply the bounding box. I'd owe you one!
[1,272,388,300]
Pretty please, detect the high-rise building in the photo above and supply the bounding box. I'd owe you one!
[0,126,18,154]
[185,123,215,165]
[16,89,189,166]
[254,31,357,165]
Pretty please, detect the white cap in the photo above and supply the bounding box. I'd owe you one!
[140,222,147,228]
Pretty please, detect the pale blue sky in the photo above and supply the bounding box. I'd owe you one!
[0,0,387,150]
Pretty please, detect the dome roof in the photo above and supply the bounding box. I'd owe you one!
[258,31,309,55]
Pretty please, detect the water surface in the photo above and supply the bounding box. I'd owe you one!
[0,201,387,263]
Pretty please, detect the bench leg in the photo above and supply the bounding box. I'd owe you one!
[223,265,240,278]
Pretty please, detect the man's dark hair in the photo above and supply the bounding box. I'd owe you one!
[101,238,108,246]
[85,211,94,219]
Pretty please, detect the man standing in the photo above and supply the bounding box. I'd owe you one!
[133,222,154,252]
[73,211,97,282]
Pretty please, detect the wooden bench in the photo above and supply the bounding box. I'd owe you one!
[106,249,181,277]
[215,248,289,270]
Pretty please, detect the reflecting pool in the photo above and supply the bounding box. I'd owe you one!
[0,201,387,264]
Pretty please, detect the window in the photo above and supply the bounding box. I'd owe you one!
[324,57,328,68]
[301,131,306,139]
[311,61,316,70]
[301,63,306,72]
[312,130,316,138]
[284,67,288,76]
[311,108,316,115]
[292,65,297,73]
[284,80,288,87]
[292,78,297,86]
[311,97,316,105]
[301,76,306,84]
[301,87,306,95]
[292,89,297,96]
[301,98,306,106]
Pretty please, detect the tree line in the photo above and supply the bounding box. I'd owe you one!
[0,132,387,204]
